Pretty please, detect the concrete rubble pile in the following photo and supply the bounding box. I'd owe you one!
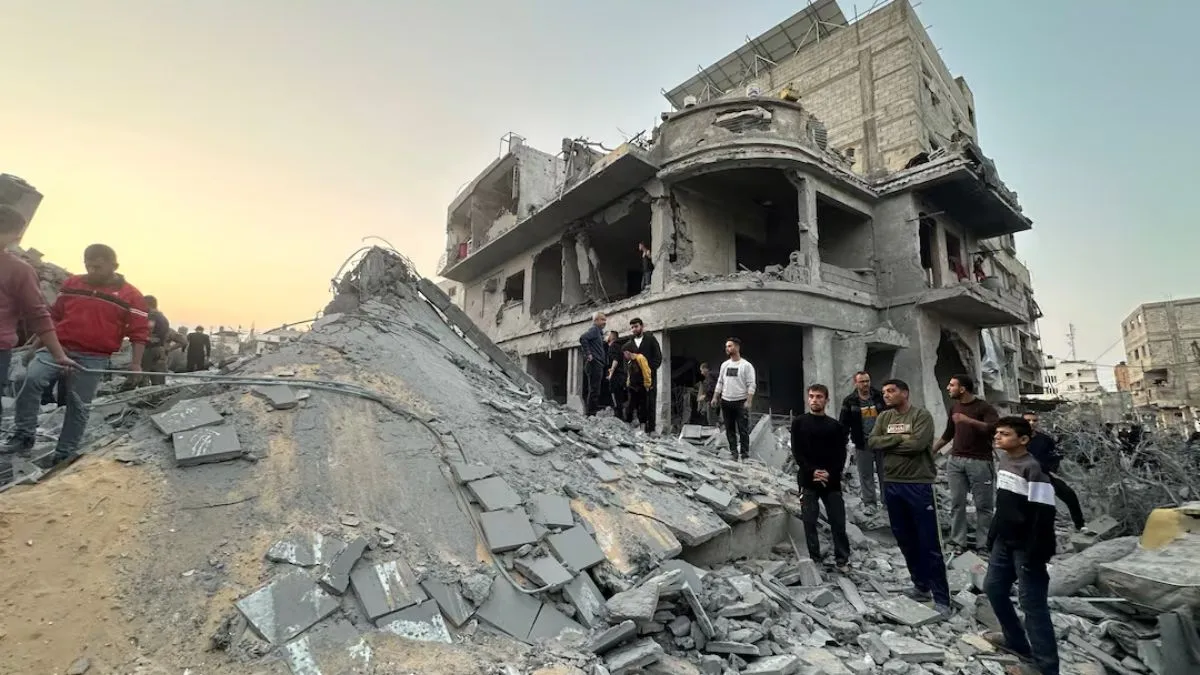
[11,244,72,305]
[4,247,1199,675]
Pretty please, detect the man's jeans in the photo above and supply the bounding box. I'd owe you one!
[801,485,852,564]
[12,350,108,458]
[582,359,604,416]
[985,540,1060,675]
[0,349,11,416]
[947,455,996,549]
[720,399,750,459]
[855,446,886,506]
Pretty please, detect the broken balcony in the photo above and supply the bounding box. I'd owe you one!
[917,280,1030,327]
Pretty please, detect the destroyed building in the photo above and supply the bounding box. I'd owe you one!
[438,0,1040,429]
[1121,296,1200,435]
[0,172,42,237]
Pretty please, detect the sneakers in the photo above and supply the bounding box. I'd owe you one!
[934,603,953,619]
[835,561,851,574]
[902,587,933,602]
[982,631,1033,659]
[1,433,34,456]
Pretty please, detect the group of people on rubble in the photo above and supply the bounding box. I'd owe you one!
[0,205,213,484]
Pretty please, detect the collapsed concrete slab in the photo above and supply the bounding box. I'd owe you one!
[377,600,453,644]
[267,531,348,567]
[350,558,427,622]
[236,570,341,645]
[151,399,223,435]
[480,508,539,553]
[172,424,243,467]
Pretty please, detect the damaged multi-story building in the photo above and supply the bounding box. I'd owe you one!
[437,0,1041,431]
[1121,296,1200,435]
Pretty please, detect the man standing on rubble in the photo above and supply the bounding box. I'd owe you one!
[839,371,888,511]
[868,379,951,615]
[711,337,756,461]
[605,330,627,418]
[126,295,184,388]
[4,244,149,468]
[579,312,607,416]
[622,344,653,433]
[698,362,718,426]
[1023,411,1087,533]
[628,318,661,431]
[934,374,1000,555]
[186,325,211,372]
[792,383,852,572]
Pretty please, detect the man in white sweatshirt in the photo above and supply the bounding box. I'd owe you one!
[710,337,757,461]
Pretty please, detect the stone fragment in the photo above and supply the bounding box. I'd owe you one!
[681,584,715,637]
[694,484,735,510]
[796,558,824,586]
[668,615,692,637]
[875,596,942,627]
[662,460,694,478]
[236,569,341,645]
[705,641,759,655]
[742,654,801,675]
[280,619,370,675]
[587,458,622,482]
[266,531,347,567]
[589,620,638,654]
[151,399,223,435]
[645,655,703,675]
[657,559,706,594]
[837,576,868,613]
[468,476,523,511]
[880,631,944,663]
[547,525,607,571]
[350,558,427,621]
[720,499,760,522]
[606,583,661,623]
[528,603,586,642]
[799,648,854,675]
[172,425,243,466]
[318,535,368,595]
[957,633,996,657]
[252,384,299,410]
[474,577,542,642]
[802,588,835,608]
[512,430,558,456]
[450,462,495,483]
[66,658,90,675]
[340,513,360,527]
[529,493,575,528]
[699,655,723,675]
[605,639,664,675]
[515,555,574,590]
[858,633,891,664]
[643,468,678,486]
[377,600,453,643]
[612,446,646,465]
[563,572,607,629]
[480,508,539,553]
[420,578,475,627]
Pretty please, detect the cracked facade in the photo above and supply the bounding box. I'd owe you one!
[438,0,1043,430]
[1120,296,1200,434]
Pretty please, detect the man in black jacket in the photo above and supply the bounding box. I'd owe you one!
[1023,412,1086,532]
[628,317,661,431]
[606,330,627,418]
[793,383,852,571]
[579,312,607,416]
[839,371,888,509]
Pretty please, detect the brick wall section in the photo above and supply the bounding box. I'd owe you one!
[1122,298,1200,406]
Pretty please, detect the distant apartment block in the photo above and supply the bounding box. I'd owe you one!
[1042,355,1103,402]
[1122,296,1200,433]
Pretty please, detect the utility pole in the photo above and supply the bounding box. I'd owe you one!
[1067,323,1077,361]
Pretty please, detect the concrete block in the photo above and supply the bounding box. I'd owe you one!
[252,385,299,410]
[694,484,735,510]
[235,569,341,645]
[705,641,759,655]
[587,458,622,482]
[858,633,891,664]
[547,526,607,571]
[512,430,558,456]
[172,425,243,467]
[280,619,371,675]
[837,576,868,613]
[605,639,664,675]
[378,600,453,643]
[645,655,703,675]
[151,399,223,435]
[643,468,679,486]
[799,648,855,675]
[529,493,575,528]
[450,462,494,483]
[467,476,523,511]
[350,558,427,621]
[480,508,539,553]
[681,585,715,638]
[875,596,942,627]
[662,460,695,479]
[880,631,944,663]
[266,532,347,568]
[612,446,646,465]
[528,602,585,643]
[515,555,574,590]
[656,560,706,595]
[606,583,661,623]
[562,571,606,629]
[419,578,475,627]
[318,535,368,595]
[796,559,824,586]
[588,620,638,654]
[720,499,760,523]
[475,576,542,642]
[742,654,801,675]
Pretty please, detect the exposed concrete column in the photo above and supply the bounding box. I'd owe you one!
[832,335,868,396]
[802,327,835,392]
[566,347,584,413]
[645,179,672,293]
[932,219,950,287]
[655,330,671,433]
[561,235,584,304]
[788,173,821,285]
[889,311,947,427]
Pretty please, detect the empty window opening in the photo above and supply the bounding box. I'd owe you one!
[503,271,525,303]
[816,196,872,269]
[582,197,652,302]
[527,350,569,404]
[864,348,897,385]
[678,168,800,274]
[530,244,563,314]
[934,331,970,418]
[944,230,966,280]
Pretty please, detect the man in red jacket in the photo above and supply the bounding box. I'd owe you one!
[4,244,149,467]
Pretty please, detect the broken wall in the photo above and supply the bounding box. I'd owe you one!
[513,144,566,218]
[669,185,756,278]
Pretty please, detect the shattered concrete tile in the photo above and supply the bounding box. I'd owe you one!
[742,654,801,675]
[546,525,607,571]
[266,532,348,568]
[511,430,558,456]
[646,655,702,675]
[172,425,243,467]
[605,639,664,675]
[693,484,735,510]
[450,462,495,483]
[318,535,368,595]
[378,600,452,643]
[515,555,574,590]
[350,558,427,621]
[720,499,759,522]
[795,559,824,586]
[528,602,585,643]
[681,585,715,638]
[529,493,575,529]
[474,576,542,643]
[589,620,638,654]
[252,385,299,410]
[661,459,694,478]
[467,476,523,511]
[419,578,475,627]
[605,583,661,623]
[151,399,223,435]
[587,458,622,482]
[875,596,942,627]
[612,446,645,465]
[657,559,705,595]
[880,631,944,663]
[280,619,371,675]
[857,633,891,664]
[799,648,854,675]
[620,489,729,548]
[563,572,606,629]
[750,493,783,508]
[235,569,341,645]
[479,508,539,553]
[704,641,759,655]
[643,468,679,486]
[837,577,868,613]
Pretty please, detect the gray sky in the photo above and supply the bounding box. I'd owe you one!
[2,0,1196,370]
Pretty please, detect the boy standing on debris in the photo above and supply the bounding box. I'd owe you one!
[622,344,653,433]
[791,383,852,571]
[934,374,1000,555]
[868,379,951,615]
[3,244,149,468]
[983,416,1060,675]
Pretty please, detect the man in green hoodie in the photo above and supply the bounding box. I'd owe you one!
[868,378,951,616]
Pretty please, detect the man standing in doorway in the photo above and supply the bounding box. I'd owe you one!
[1024,411,1087,533]
[622,344,653,433]
[840,371,888,511]
[186,326,211,372]
[637,242,654,292]
[698,362,718,426]
[606,330,626,418]
[792,383,852,572]
[868,379,951,616]
[934,374,1000,555]
[628,318,661,431]
[4,244,149,468]
[711,337,756,461]
[579,312,607,416]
